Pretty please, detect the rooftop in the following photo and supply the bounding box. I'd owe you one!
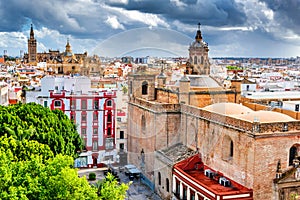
[188,75,221,88]
[244,91,300,100]
[203,102,297,123]
[174,154,253,199]
[203,102,253,115]
[159,143,195,163]
[234,110,296,123]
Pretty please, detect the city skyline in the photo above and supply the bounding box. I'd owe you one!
[0,0,299,58]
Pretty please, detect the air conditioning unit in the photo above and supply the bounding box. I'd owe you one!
[219,177,231,187]
[204,169,214,179]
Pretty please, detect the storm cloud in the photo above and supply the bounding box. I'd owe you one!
[0,0,299,58]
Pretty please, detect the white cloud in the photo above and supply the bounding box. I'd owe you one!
[107,0,128,4]
[102,4,170,28]
[0,32,27,49]
[208,26,252,32]
[170,0,187,8]
[105,16,125,30]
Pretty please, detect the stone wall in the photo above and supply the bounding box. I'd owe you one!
[127,98,181,182]
[181,104,300,134]
[253,135,300,199]
[154,151,173,199]
[180,103,300,199]
[180,109,255,190]
[155,88,241,108]
[156,89,179,104]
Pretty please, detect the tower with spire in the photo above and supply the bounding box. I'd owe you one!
[65,38,72,56]
[188,23,210,75]
[27,24,37,63]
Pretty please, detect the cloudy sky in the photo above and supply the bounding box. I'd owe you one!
[0,0,299,58]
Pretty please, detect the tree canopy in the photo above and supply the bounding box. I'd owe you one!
[0,103,130,199]
[0,150,97,200]
[96,173,130,200]
[0,103,83,158]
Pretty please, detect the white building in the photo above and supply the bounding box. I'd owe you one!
[0,82,9,106]
[27,75,118,168]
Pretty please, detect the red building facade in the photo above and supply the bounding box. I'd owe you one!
[39,76,118,168]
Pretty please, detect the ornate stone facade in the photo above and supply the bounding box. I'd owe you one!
[24,25,102,76]
[187,23,210,75]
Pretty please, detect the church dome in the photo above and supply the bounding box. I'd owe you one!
[64,39,73,57]
[203,102,253,115]
[189,22,208,49]
[64,51,73,57]
[235,110,296,123]
[190,40,208,48]
[204,103,297,123]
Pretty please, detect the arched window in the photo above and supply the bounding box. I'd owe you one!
[289,146,298,166]
[141,115,146,134]
[222,135,234,161]
[107,100,112,107]
[194,56,197,64]
[201,56,204,64]
[230,140,234,157]
[142,81,148,95]
[166,178,169,192]
[158,172,161,186]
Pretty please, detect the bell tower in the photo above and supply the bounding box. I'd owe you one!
[27,24,37,63]
[128,65,156,101]
[188,23,210,75]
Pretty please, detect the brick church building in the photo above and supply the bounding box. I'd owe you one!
[127,24,300,199]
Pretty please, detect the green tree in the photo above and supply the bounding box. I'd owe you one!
[0,103,82,158]
[0,135,53,162]
[0,150,97,200]
[0,103,130,199]
[96,173,130,200]
[122,85,128,94]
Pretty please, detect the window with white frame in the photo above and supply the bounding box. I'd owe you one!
[93,140,98,151]
[81,128,86,135]
[93,128,98,135]
[105,138,114,150]
[81,100,87,110]
[81,114,87,122]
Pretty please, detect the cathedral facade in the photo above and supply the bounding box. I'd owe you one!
[23,24,89,75]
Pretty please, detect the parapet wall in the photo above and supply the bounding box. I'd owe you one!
[130,97,181,113]
[181,104,300,135]
[243,102,300,120]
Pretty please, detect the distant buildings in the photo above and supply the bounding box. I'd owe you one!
[23,24,105,76]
